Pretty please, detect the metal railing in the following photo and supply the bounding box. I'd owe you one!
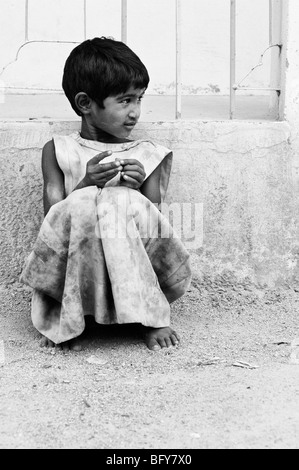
[229,0,282,119]
[0,0,283,119]
[121,0,128,44]
[175,0,182,120]
[0,0,84,91]
[121,0,282,120]
[121,0,182,119]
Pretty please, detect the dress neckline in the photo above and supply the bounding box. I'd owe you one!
[72,131,149,152]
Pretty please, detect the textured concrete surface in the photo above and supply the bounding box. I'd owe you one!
[0,119,298,291]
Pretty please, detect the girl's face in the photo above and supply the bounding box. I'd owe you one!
[89,86,146,141]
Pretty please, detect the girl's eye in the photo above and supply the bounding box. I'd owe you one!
[120,95,144,105]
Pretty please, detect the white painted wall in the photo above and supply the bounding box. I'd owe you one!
[282,0,299,123]
[0,0,270,95]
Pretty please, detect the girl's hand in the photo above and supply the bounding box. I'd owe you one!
[83,151,122,188]
[119,159,146,190]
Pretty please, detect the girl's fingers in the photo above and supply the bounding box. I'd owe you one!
[119,158,142,164]
[121,171,144,182]
[88,165,122,186]
[94,171,118,185]
[120,174,137,184]
[121,166,146,179]
[92,162,122,174]
[88,150,113,164]
[122,165,145,176]
[120,159,145,170]
[98,169,121,180]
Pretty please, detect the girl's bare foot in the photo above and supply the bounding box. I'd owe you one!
[144,326,180,351]
[40,335,82,351]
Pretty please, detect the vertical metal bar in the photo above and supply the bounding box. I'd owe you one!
[269,0,273,44]
[269,0,282,115]
[277,0,288,120]
[83,0,87,40]
[121,0,128,44]
[230,0,236,120]
[175,0,182,119]
[25,0,29,42]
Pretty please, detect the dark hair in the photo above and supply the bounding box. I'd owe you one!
[62,37,150,116]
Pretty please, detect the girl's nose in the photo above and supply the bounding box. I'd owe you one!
[128,104,140,120]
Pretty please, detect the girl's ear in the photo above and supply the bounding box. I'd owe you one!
[74,92,92,115]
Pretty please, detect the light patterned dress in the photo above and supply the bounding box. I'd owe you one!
[20,132,191,344]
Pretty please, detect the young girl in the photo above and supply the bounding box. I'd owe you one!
[20,37,191,352]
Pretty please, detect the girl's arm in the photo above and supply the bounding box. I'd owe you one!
[42,143,123,216]
[140,158,166,206]
[41,140,65,216]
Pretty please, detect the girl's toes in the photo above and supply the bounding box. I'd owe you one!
[71,343,82,352]
[40,337,47,347]
[40,336,55,348]
[147,338,161,351]
[170,334,179,346]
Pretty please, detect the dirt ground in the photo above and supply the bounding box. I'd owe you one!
[1,275,299,450]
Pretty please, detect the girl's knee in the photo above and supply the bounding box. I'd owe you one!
[47,186,98,224]
[162,258,192,303]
